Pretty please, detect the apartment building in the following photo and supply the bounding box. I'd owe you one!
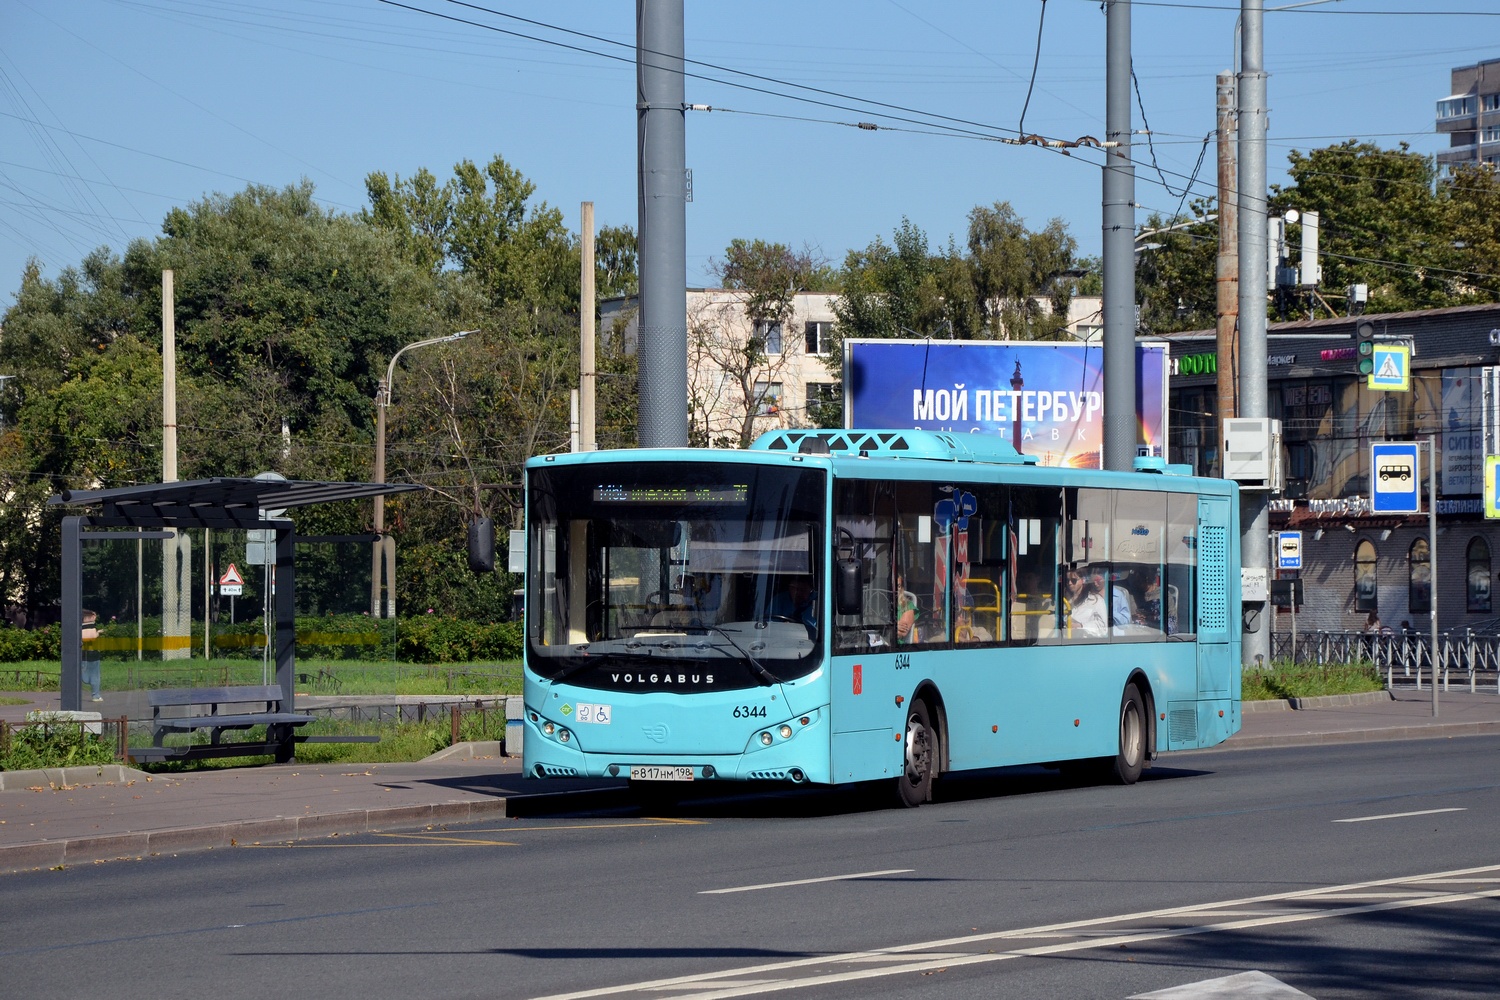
[1436,57,1500,168]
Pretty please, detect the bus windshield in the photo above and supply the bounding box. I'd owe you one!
[526,460,827,692]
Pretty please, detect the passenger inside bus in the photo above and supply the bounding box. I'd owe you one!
[895,571,919,644]
[1066,569,1108,637]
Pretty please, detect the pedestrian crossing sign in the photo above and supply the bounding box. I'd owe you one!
[1368,343,1410,391]
[1487,456,1500,520]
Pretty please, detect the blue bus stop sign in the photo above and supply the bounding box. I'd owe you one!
[1371,442,1421,514]
[1277,531,1302,570]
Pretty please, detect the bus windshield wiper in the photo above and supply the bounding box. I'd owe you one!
[697,624,779,687]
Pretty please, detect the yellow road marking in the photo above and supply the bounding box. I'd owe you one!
[245,816,705,849]
[374,832,520,846]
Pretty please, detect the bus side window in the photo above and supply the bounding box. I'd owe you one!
[1166,493,1197,636]
[1008,487,1063,643]
[954,484,1003,644]
[1112,490,1167,639]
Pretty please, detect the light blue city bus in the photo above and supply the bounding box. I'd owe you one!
[522,428,1240,806]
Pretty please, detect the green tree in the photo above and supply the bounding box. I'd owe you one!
[1138,142,1500,325]
[1273,141,1452,314]
[1441,163,1500,301]
[364,154,632,314]
[965,202,1078,340]
[1134,206,1218,335]
[820,208,1081,426]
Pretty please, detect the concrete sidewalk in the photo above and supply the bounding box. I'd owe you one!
[3,687,1499,874]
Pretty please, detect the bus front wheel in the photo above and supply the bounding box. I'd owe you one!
[1111,683,1146,785]
[896,700,937,807]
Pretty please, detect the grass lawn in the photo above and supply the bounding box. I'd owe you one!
[1242,660,1386,700]
[0,659,523,697]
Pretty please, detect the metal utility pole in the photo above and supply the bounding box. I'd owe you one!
[580,200,597,452]
[1216,72,1238,426]
[636,0,688,448]
[1427,435,1439,718]
[161,270,191,660]
[1238,0,1270,667]
[1101,0,1136,473]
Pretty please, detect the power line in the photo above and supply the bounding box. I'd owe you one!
[409,0,1113,151]
[1075,0,1500,14]
[1018,0,1049,136]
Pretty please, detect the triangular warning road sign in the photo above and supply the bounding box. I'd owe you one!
[219,563,244,587]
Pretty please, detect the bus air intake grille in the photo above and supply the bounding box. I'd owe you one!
[1198,523,1228,633]
[1169,709,1197,745]
[536,764,578,778]
[747,769,789,781]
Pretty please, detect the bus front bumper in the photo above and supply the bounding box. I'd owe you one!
[521,707,832,785]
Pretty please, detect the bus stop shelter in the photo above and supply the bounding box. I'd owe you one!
[48,478,423,715]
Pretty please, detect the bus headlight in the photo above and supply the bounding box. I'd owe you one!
[779,725,793,739]
[760,732,773,746]
[543,721,555,736]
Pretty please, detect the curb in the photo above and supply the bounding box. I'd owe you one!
[1241,690,1394,714]
[0,764,148,792]
[1288,690,1395,710]
[1224,720,1500,751]
[421,740,505,761]
[1,798,512,873]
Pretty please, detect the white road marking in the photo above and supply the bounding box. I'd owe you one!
[699,869,913,894]
[532,864,1500,1000]
[1129,970,1313,999]
[645,983,782,992]
[1333,807,1466,823]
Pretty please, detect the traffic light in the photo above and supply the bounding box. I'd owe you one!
[1356,319,1376,375]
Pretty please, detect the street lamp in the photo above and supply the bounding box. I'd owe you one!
[371,330,477,617]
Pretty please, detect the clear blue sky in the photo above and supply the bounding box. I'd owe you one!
[2,1,1496,305]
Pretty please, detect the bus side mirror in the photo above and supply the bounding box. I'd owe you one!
[835,556,862,616]
[468,517,496,573]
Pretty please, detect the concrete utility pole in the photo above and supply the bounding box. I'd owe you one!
[161,270,191,660]
[1238,0,1270,667]
[636,0,689,448]
[1216,71,1239,427]
[580,200,597,452]
[1101,0,1136,473]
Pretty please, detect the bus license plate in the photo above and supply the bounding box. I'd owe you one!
[630,765,694,782]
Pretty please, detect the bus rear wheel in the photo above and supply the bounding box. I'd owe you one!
[1110,683,1146,785]
[896,700,937,807]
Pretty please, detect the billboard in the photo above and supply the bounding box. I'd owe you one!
[843,339,1169,469]
[1441,368,1483,496]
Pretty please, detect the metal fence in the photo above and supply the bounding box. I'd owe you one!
[1270,629,1500,694]
[2,699,508,767]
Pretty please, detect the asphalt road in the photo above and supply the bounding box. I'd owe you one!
[4,736,1498,1000]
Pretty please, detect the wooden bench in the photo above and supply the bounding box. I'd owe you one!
[130,685,315,764]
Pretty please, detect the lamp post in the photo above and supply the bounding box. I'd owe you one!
[371,330,477,618]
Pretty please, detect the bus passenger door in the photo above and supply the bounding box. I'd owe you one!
[1195,495,1231,700]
